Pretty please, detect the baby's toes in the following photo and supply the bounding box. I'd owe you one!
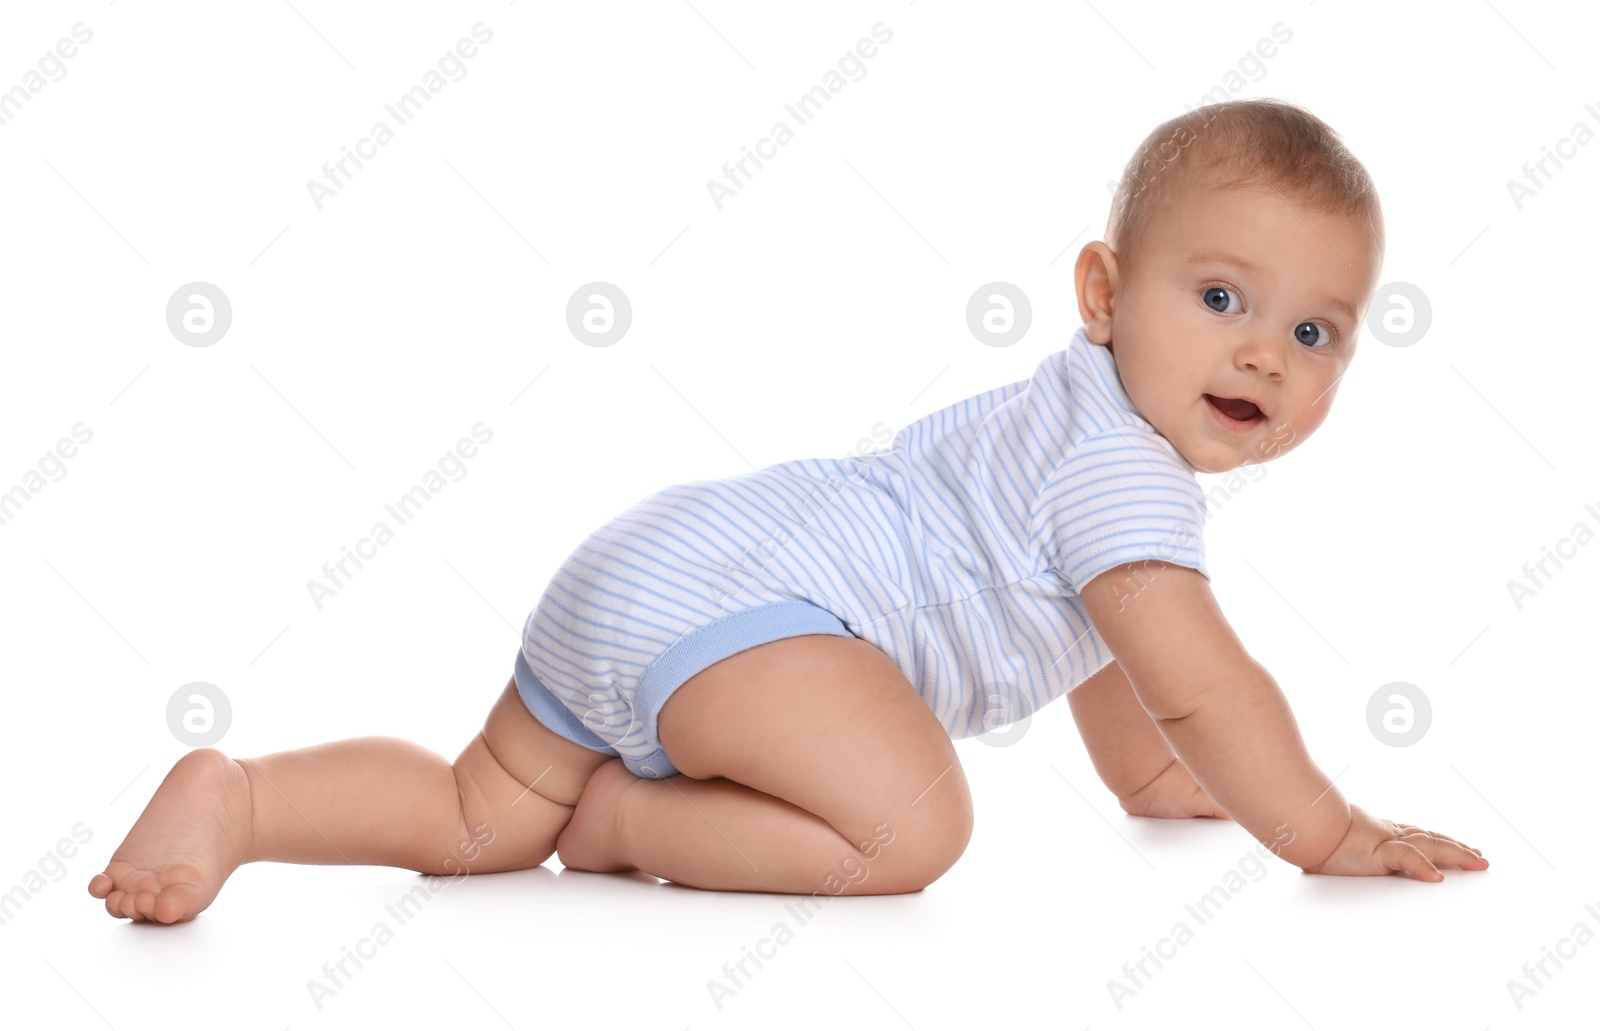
[149,885,199,924]
[107,877,157,920]
[105,889,134,920]
[134,889,159,919]
[90,863,137,905]
[117,891,147,921]
[90,863,142,899]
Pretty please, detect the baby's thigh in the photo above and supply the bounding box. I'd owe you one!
[444,678,615,873]
[658,635,974,873]
[479,675,613,807]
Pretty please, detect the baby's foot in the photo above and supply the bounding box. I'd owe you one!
[555,758,638,873]
[87,748,254,924]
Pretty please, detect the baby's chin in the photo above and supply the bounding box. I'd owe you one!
[1176,445,1245,476]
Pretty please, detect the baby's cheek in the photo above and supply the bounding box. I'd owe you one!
[1260,419,1298,460]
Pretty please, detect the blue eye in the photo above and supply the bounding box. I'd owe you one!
[1294,322,1332,348]
[1202,287,1240,313]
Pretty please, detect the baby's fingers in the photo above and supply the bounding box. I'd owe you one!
[1400,829,1490,872]
[1379,839,1443,882]
[1429,833,1483,858]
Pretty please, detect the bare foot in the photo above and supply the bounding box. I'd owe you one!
[87,748,254,923]
[555,757,639,873]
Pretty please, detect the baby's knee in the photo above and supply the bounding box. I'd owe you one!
[446,750,572,874]
[899,809,974,891]
[847,791,975,894]
[421,806,516,877]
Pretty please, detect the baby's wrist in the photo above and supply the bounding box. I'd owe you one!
[1278,798,1354,872]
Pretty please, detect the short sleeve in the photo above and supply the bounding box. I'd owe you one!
[1029,426,1210,595]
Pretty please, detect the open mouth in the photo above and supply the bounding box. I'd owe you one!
[1204,394,1264,427]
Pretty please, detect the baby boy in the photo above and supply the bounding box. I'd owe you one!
[90,97,1486,924]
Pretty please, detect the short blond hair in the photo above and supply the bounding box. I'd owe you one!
[1105,98,1384,275]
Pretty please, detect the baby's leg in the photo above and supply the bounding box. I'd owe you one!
[88,677,609,923]
[1068,658,1229,819]
[556,635,974,895]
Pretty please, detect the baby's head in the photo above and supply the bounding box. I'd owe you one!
[1075,98,1384,474]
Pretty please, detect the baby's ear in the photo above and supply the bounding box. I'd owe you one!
[1074,242,1118,343]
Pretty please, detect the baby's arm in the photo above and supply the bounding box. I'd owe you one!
[1081,561,1487,878]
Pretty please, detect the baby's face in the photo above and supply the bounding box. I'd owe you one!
[1089,183,1381,474]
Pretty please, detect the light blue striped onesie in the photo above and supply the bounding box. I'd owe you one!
[513,326,1210,778]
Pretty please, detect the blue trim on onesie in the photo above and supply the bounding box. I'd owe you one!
[513,647,617,754]
[514,599,855,780]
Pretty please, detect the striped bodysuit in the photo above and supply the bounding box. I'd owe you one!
[512,326,1210,778]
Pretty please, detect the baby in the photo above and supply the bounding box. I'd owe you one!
[90,98,1487,924]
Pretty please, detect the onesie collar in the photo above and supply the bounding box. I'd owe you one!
[1068,326,1203,475]
[1071,325,1145,423]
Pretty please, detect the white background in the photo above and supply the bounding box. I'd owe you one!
[2,0,1596,1028]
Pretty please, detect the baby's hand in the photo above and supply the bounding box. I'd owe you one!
[1118,759,1230,820]
[1300,804,1488,881]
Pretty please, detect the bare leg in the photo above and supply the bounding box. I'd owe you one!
[88,678,609,923]
[556,635,974,896]
[559,760,905,895]
[1068,659,1229,819]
